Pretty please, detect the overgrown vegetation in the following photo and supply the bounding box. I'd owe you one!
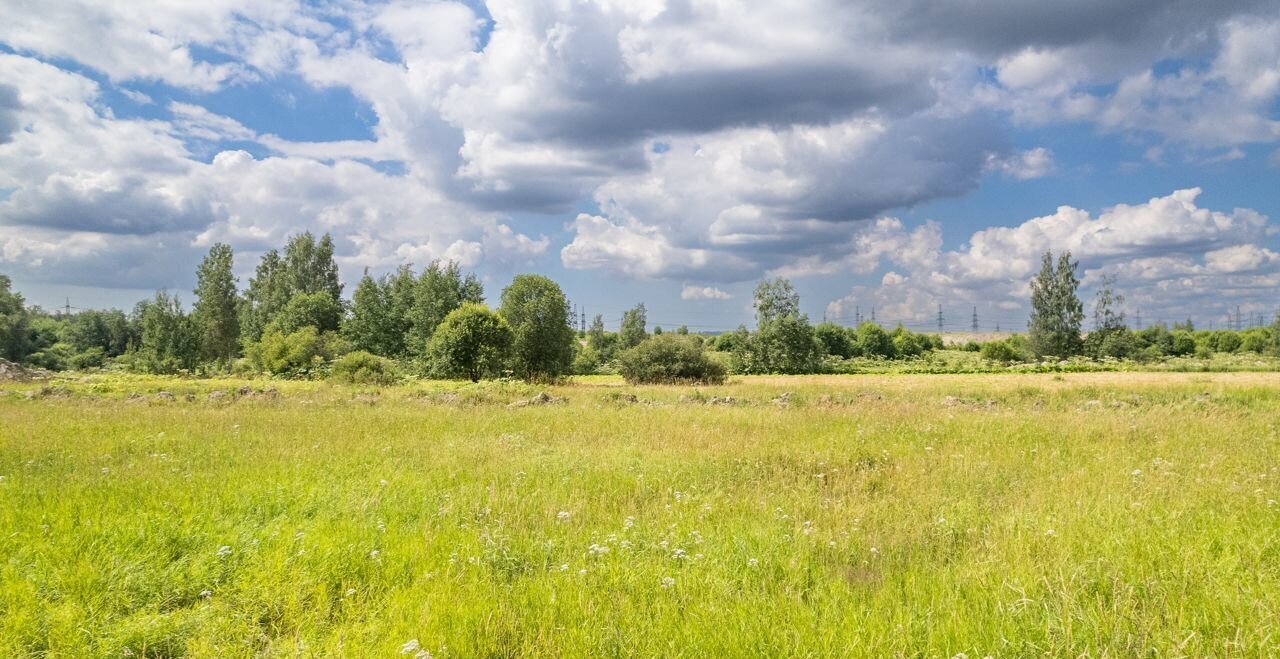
[3,372,1279,655]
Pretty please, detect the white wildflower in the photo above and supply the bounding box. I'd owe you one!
[672,548,688,560]
[399,639,421,654]
[556,511,571,522]
[215,545,232,557]
[660,576,676,589]
[199,589,212,598]
[345,588,356,596]
[747,558,759,567]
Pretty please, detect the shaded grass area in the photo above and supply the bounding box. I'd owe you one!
[2,373,1279,656]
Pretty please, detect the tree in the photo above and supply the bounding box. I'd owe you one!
[344,271,393,355]
[283,232,342,300]
[241,249,289,342]
[0,274,31,362]
[427,303,513,381]
[855,322,894,359]
[499,274,575,381]
[734,315,821,374]
[586,314,619,362]
[192,243,240,363]
[266,291,342,335]
[619,303,648,348]
[753,277,801,326]
[618,334,726,384]
[134,291,198,373]
[407,260,484,354]
[814,321,855,358]
[1028,251,1084,358]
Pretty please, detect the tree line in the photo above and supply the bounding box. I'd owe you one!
[2,244,1277,383]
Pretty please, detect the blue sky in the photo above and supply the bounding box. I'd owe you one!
[1,0,1278,332]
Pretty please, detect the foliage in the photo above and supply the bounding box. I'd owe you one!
[854,322,894,359]
[0,273,30,362]
[620,303,648,348]
[733,314,821,374]
[753,277,800,326]
[192,243,241,363]
[246,326,344,377]
[131,291,198,374]
[266,291,342,336]
[499,275,575,381]
[814,321,855,358]
[981,335,1035,363]
[241,232,342,342]
[426,303,513,382]
[618,334,726,384]
[407,261,484,354]
[329,350,399,385]
[1028,250,1084,358]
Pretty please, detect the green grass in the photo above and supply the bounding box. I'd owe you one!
[2,372,1280,657]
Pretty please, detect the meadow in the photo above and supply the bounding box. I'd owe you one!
[2,372,1279,657]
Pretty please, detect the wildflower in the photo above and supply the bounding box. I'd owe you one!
[199,589,212,598]
[623,516,636,529]
[216,545,232,557]
[345,588,356,596]
[559,563,569,571]
[747,558,759,567]
[672,548,688,560]
[1044,529,1055,537]
[661,576,676,589]
[400,639,421,654]
[1131,469,1142,476]
[369,549,381,559]
[588,543,609,557]
[869,547,879,556]
[556,511,571,522]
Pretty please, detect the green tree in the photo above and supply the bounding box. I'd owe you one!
[134,291,198,373]
[618,334,726,384]
[619,303,648,348]
[241,249,289,342]
[427,303,513,381]
[499,274,575,381]
[855,322,894,359]
[408,260,484,354]
[192,243,240,363]
[283,232,342,300]
[344,271,393,356]
[814,321,855,358]
[1028,251,1084,358]
[0,274,31,361]
[753,277,801,326]
[267,291,342,335]
[734,315,821,374]
[586,314,618,362]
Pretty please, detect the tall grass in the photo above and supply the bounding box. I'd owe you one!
[1,372,1278,656]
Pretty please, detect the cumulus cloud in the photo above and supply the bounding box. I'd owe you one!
[1,0,1278,306]
[681,285,733,301]
[827,188,1279,323]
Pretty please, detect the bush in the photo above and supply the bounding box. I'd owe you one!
[814,322,855,358]
[426,303,512,381]
[855,323,894,359]
[981,336,1033,363]
[330,350,398,385]
[246,326,343,377]
[618,335,726,385]
[733,316,822,374]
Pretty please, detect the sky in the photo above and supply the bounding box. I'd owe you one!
[0,0,1278,333]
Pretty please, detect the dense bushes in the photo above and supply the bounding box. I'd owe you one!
[329,350,398,385]
[426,303,512,381]
[246,327,345,377]
[618,334,726,384]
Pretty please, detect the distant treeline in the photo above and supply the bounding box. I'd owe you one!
[1,243,1277,383]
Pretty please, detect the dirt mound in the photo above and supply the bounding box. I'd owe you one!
[507,391,565,408]
[0,359,47,382]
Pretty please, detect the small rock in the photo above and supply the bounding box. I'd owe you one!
[154,391,176,401]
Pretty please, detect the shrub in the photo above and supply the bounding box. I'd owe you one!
[246,326,342,377]
[981,336,1033,363]
[330,350,398,385]
[814,322,855,358]
[427,303,512,381]
[618,335,726,385]
[733,316,822,374]
[855,323,894,359]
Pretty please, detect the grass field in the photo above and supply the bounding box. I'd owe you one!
[2,372,1279,657]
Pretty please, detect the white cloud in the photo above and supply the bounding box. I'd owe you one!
[681,285,733,301]
[829,188,1279,323]
[986,147,1056,180]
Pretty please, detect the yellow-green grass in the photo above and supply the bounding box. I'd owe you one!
[2,373,1279,657]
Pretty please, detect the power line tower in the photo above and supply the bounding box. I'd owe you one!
[971,306,978,332]
[854,306,861,325]
[937,304,944,332]
[870,307,876,325]
[1236,305,1243,332]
